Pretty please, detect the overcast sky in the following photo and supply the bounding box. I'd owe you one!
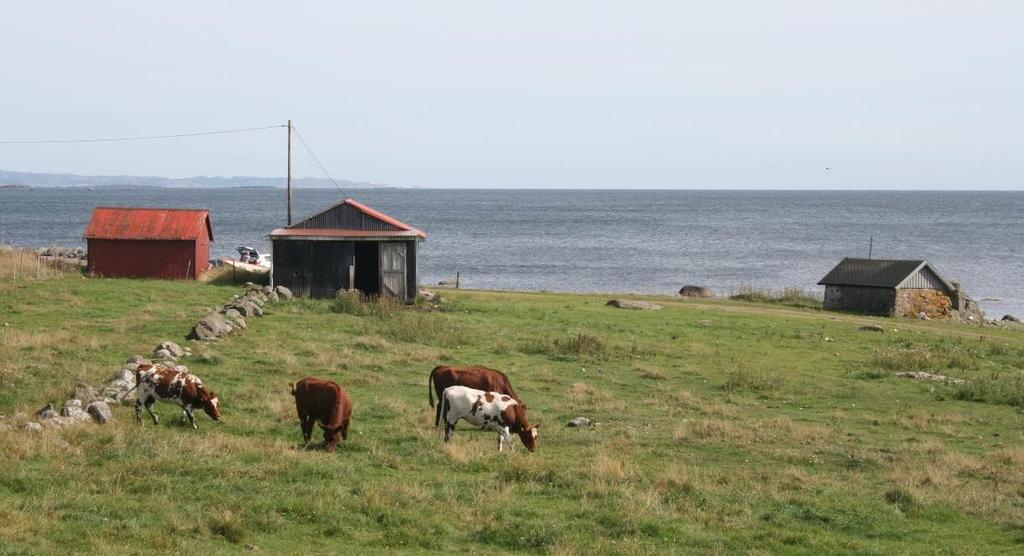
[2,1,1022,189]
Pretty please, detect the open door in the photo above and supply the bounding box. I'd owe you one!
[379,242,407,300]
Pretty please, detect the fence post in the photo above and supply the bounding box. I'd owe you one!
[455,271,460,289]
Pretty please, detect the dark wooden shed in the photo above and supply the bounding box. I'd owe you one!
[269,198,426,301]
[818,258,962,318]
[83,207,213,279]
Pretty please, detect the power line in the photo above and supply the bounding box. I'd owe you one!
[291,124,348,198]
[0,124,286,144]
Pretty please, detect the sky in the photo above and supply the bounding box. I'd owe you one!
[1,1,1022,189]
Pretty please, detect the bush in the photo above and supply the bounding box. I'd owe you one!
[952,371,1024,408]
[872,347,934,372]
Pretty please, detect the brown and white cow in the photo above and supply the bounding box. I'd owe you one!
[290,377,353,453]
[439,385,539,452]
[134,364,222,429]
[428,365,519,429]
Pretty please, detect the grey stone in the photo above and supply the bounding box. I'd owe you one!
[274,286,293,300]
[225,308,242,320]
[153,348,177,361]
[679,285,716,298]
[897,371,965,385]
[858,325,885,332]
[191,311,232,340]
[39,409,59,420]
[567,416,593,428]
[21,422,43,432]
[606,299,662,310]
[112,369,135,383]
[126,354,146,365]
[62,405,91,422]
[262,285,273,295]
[1002,314,1020,323]
[266,291,279,303]
[87,401,112,424]
[232,317,246,330]
[156,341,186,358]
[64,399,82,410]
[73,382,102,404]
[34,403,54,416]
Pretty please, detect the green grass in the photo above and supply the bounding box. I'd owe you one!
[1,276,1024,553]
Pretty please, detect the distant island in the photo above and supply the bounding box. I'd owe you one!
[0,169,386,189]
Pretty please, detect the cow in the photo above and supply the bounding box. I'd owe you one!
[439,385,539,452]
[428,365,519,429]
[134,364,222,429]
[290,377,353,453]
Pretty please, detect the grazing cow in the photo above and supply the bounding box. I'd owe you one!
[439,385,539,452]
[134,364,222,429]
[290,377,353,453]
[428,365,519,429]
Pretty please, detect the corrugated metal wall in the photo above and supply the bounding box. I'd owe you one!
[272,240,355,298]
[88,239,203,279]
[902,267,948,290]
[292,204,402,232]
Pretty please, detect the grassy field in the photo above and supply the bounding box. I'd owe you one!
[1,272,1024,554]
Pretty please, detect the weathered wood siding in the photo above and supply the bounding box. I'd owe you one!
[902,267,948,291]
[292,204,401,232]
[272,240,354,298]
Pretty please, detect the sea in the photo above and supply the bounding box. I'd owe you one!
[1,187,1021,318]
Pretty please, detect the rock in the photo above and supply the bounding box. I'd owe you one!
[262,286,273,295]
[125,354,147,365]
[897,371,965,385]
[64,399,82,410]
[155,341,185,358]
[34,403,54,417]
[190,311,232,340]
[266,291,279,303]
[606,299,662,310]
[73,382,102,404]
[62,405,91,422]
[244,292,267,307]
[21,422,43,432]
[679,285,715,298]
[232,317,247,330]
[567,416,592,428]
[112,368,135,383]
[39,409,59,420]
[917,312,931,321]
[420,290,439,302]
[225,308,243,320]
[858,325,885,332]
[274,286,293,300]
[1002,315,1020,323]
[153,349,177,361]
[86,401,112,424]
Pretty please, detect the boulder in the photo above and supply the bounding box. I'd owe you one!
[111,368,135,383]
[125,354,147,366]
[73,382,102,404]
[34,403,54,416]
[155,341,185,358]
[87,401,112,424]
[224,308,243,320]
[190,311,232,340]
[266,291,279,303]
[897,371,965,385]
[1002,315,1020,323]
[153,349,177,361]
[21,422,43,432]
[858,325,885,333]
[232,317,247,330]
[679,285,715,298]
[262,286,273,295]
[606,299,662,310]
[61,405,91,422]
[567,416,593,428]
[64,399,82,410]
[274,286,293,300]
[39,409,59,420]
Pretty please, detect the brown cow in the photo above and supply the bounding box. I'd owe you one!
[428,365,519,429]
[290,377,353,452]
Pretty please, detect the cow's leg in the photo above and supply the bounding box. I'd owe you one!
[444,422,455,443]
[145,399,159,425]
[434,403,442,432]
[300,415,314,444]
[339,419,350,441]
[135,399,143,425]
[184,405,198,429]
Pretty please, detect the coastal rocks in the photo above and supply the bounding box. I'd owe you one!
[274,286,293,300]
[606,299,663,310]
[87,401,112,424]
[679,285,715,298]
[897,371,965,385]
[1003,315,1020,323]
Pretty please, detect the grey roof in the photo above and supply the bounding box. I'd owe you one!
[818,258,954,290]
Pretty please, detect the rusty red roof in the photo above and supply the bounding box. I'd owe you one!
[83,207,213,241]
[270,228,423,239]
[289,198,426,239]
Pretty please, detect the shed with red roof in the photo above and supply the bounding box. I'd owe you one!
[269,198,425,301]
[83,207,213,279]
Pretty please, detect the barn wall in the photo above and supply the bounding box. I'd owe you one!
[405,240,418,303]
[87,239,199,279]
[194,233,211,278]
[823,285,896,316]
[272,239,354,298]
[895,289,952,319]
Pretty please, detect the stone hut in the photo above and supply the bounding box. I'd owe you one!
[818,258,965,318]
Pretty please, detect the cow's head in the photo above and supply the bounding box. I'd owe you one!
[318,423,343,452]
[518,423,540,452]
[199,389,222,422]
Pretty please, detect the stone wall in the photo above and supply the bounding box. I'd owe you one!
[895,288,953,319]
[823,285,896,316]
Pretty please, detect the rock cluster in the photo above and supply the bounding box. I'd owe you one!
[38,246,87,260]
[678,285,715,298]
[606,299,663,310]
[188,284,291,341]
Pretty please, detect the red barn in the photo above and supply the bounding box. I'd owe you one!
[83,207,213,279]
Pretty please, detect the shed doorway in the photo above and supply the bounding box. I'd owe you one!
[353,242,380,295]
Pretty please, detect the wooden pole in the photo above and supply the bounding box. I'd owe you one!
[868,234,874,259]
[287,119,293,226]
[455,271,460,289]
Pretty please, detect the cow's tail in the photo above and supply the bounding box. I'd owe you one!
[428,366,440,408]
[437,387,448,431]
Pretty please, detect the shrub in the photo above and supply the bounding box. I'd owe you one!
[884,488,917,512]
[872,347,934,372]
[952,371,1024,408]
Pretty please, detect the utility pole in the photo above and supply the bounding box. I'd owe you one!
[868,234,873,259]
[287,119,293,226]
